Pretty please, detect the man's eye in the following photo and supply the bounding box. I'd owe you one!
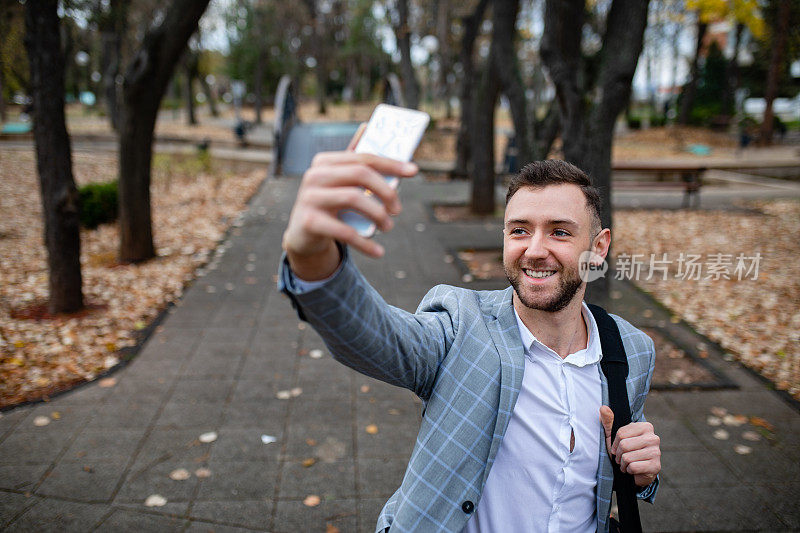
[509,228,527,235]
[553,229,571,237]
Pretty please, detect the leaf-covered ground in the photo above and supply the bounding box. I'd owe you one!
[615,202,800,399]
[0,150,262,407]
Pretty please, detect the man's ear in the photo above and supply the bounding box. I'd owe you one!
[593,228,611,261]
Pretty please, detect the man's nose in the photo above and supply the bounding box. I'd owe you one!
[523,232,548,260]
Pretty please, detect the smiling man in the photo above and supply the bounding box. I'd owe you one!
[280,154,661,532]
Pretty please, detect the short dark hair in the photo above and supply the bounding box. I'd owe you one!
[506,160,602,233]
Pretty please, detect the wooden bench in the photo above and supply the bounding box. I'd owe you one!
[612,162,706,208]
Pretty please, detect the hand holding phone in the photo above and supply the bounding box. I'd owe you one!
[283,105,427,280]
[339,104,430,237]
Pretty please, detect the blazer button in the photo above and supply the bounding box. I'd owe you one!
[462,501,474,514]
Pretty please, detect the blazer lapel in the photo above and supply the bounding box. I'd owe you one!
[480,287,526,488]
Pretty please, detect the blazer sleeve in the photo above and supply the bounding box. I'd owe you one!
[278,246,461,401]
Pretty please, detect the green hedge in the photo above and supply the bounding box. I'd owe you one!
[79,181,118,229]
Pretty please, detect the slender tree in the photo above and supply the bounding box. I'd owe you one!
[392,0,421,109]
[542,0,650,300]
[677,18,707,124]
[453,0,490,179]
[24,0,84,314]
[760,0,792,144]
[117,0,211,263]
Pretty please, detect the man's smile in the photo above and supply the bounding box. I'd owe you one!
[522,268,557,280]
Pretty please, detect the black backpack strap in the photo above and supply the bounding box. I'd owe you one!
[587,304,642,533]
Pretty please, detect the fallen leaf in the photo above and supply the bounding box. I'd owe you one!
[134,320,147,330]
[749,416,775,432]
[261,434,277,444]
[198,431,218,443]
[98,377,117,388]
[309,349,323,359]
[388,409,400,416]
[722,414,746,427]
[144,494,167,507]
[298,323,307,331]
[195,468,212,478]
[169,468,191,481]
[50,411,60,420]
[83,465,94,473]
[302,458,317,468]
[360,385,370,393]
[733,444,752,455]
[395,271,407,279]
[276,390,292,400]
[303,494,321,507]
[33,416,50,427]
[326,524,341,533]
[290,387,303,397]
[706,416,722,426]
[365,424,379,435]
[713,429,730,440]
[710,407,728,417]
[741,430,761,442]
[305,438,317,447]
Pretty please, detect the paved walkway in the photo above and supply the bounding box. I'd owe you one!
[1,175,799,532]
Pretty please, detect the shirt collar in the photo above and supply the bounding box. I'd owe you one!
[513,302,602,367]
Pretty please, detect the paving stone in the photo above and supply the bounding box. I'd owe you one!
[115,459,200,504]
[97,508,187,532]
[658,449,738,487]
[0,463,49,491]
[185,520,265,533]
[109,376,174,402]
[358,497,389,532]
[0,408,31,437]
[229,379,295,404]
[84,398,161,429]
[170,378,236,404]
[195,460,279,501]
[189,499,274,530]
[678,485,786,531]
[638,486,701,532]
[52,382,113,405]
[278,458,356,499]
[272,498,357,533]
[0,429,76,465]
[37,460,127,501]
[757,482,800,530]
[0,491,38,528]
[219,400,288,430]
[4,497,108,532]
[357,456,408,498]
[131,428,214,468]
[61,429,145,463]
[208,428,283,462]
[155,400,225,429]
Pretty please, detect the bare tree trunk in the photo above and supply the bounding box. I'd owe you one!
[118,0,211,263]
[760,0,791,145]
[200,75,218,117]
[490,0,531,164]
[0,58,6,123]
[254,48,264,124]
[721,22,743,118]
[542,0,650,300]
[678,19,707,125]
[184,53,198,126]
[436,0,453,118]
[394,0,420,109]
[453,0,490,179]
[470,62,502,214]
[24,0,83,314]
[100,0,126,131]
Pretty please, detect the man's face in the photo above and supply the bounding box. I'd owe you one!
[503,184,605,313]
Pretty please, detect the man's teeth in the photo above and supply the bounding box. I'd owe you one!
[524,269,555,279]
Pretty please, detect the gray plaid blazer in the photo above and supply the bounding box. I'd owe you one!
[279,248,657,532]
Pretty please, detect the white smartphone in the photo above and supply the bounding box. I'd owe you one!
[338,104,430,237]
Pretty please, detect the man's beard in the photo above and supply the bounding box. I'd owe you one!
[505,262,584,313]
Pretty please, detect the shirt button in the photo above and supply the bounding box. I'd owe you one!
[462,501,474,514]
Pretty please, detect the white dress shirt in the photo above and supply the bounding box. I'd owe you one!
[463,303,603,533]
